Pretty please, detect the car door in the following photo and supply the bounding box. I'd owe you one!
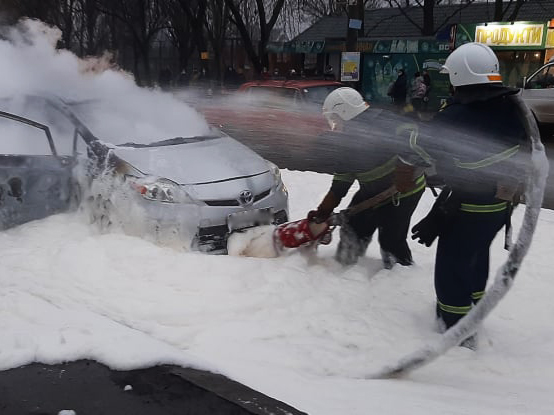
[521,62,554,125]
[0,110,75,230]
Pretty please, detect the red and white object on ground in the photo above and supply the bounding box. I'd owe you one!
[274,218,331,249]
[227,218,332,258]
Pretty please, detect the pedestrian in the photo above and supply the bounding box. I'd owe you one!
[388,69,408,108]
[422,69,432,110]
[324,64,335,80]
[410,71,427,112]
[308,87,426,269]
[178,68,190,87]
[410,43,529,348]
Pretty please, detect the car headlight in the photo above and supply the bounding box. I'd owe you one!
[267,161,281,184]
[126,176,194,204]
[267,161,287,195]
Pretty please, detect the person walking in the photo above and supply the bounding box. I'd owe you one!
[389,69,408,109]
[308,87,426,269]
[422,69,432,110]
[410,71,427,112]
[409,43,530,348]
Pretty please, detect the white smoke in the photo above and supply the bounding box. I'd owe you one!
[0,19,211,150]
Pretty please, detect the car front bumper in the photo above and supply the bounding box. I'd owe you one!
[116,184,289,253]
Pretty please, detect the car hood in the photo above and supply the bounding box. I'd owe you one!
[112,136,270,185]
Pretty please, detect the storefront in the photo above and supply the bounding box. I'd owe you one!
[356,38,451,110]
[271,15,554,110]
[455,21,550,86]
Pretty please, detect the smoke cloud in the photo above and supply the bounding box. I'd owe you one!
[0,19,210,153]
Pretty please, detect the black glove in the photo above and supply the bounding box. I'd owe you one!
[411,188,459,247]
[307,209,330,224]
[308,191,340,223]
[411,210,442,247]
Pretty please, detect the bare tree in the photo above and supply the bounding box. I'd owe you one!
[204,0,231,82]
[96,0,167,85]
[164,0,207,72]
[494,0,525,21]
[384,0,475,36]
[225,0,285,74]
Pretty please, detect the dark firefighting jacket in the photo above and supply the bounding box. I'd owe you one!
[409,84,529,212]
[324,110,426,208]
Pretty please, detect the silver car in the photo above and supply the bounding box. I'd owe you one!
[521,58,554,133]
[0,96,288,253]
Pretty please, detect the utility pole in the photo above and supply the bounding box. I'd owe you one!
[343,0,364,89]
[345,0,364,52]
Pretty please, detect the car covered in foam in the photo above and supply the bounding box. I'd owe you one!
[0,96,288,253]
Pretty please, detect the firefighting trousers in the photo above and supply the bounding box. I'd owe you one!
[434,208,508,328]
[336,188,424,266]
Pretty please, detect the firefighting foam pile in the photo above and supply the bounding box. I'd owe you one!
[227,225,280,258]
[0,19,210,146]
[82,170,201,250]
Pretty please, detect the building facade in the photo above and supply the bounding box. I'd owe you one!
[278,1,554,110]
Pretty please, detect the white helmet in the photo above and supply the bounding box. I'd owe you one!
[440,42,502,87]
[322,87,369,128]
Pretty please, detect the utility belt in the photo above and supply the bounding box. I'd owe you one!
[452,188,516,250]
[348,174,426,216]
[459,201,508,213]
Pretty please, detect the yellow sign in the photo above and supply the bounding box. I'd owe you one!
[475,23,544,47]
[200,51,209,60]
[547,28,554,48]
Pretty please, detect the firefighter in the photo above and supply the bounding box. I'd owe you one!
[410,43,530,347]
[308,87,426,269]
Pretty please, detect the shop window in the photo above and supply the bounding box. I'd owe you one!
[497,50,544,87]
[304,53,318,69]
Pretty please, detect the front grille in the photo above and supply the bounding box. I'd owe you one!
[195,209,288,254]
[203,188,271,207]
[204,199,240,207]
[196,224,229,252]
[253,189,271,203]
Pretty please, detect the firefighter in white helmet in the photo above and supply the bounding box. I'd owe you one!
[409,42,530,348]
[309,87,426,269]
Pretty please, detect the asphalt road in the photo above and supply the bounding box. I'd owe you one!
[0,361,307,415]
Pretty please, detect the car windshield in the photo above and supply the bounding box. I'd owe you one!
[117,134,222,148]
[303,85,341,105]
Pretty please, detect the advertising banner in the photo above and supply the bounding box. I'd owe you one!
[341,52,361,81]
[475,22,544,47]
[456,22,548,50]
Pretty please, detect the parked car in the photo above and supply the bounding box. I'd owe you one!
[196,79,343,169]
[236,79,344,105]
[521,57,554,137]
[0,96,288,253]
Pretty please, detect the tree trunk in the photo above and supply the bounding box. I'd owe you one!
[494,0,504,21]
[140,43,152,86]
[422,0,434,36]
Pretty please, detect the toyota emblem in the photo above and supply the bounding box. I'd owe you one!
[239,190,254,206]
